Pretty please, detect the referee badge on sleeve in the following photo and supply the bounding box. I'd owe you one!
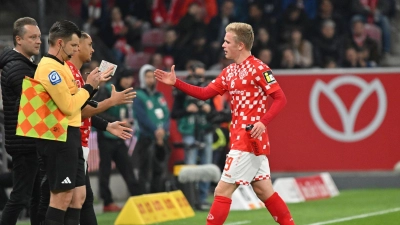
[263,70,276,83]
[48,71,62,85]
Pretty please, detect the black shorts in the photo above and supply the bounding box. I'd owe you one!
[36,126,85,190]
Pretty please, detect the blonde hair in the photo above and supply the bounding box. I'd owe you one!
[225,22,254,50]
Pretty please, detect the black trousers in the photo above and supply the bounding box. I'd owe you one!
[0,172,12,210]
[132,136,168,195]
[97,134,140,206]
[0,152,40,225]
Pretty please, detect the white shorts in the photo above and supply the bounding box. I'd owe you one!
[221,150,271,185]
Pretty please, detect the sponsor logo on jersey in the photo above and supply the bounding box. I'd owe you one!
[49,71,62,85]
[262,70,275,83]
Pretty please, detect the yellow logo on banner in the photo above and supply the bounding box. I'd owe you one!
[148,193,185,220]
[16,77,68,141]
[169,190,195,218]
[115,190,194,225]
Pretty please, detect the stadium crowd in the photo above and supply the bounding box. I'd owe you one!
[75,0,397,72]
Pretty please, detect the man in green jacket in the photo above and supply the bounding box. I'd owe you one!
[132,64,170,194]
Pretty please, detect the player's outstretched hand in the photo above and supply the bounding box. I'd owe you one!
[154,65,177,86]
[250,121,266,139]
[99,66,114,84]
[106,121,133,140]
[110,84,136,106]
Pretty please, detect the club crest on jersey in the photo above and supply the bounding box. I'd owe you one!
[263,70,275,83]
[239,68,248,79]
[48,71,62,85]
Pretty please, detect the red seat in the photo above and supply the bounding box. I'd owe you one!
[125,52,152,71]
[141,28,165,47]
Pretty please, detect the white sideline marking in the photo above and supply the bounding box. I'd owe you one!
[225,220,252,225]
[307,207,400,225]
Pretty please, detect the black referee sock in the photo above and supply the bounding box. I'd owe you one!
[64,207,81,225]
[45,207,65,225]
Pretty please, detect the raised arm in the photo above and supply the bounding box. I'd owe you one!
[81,84,136,119]
[154,65,219,101]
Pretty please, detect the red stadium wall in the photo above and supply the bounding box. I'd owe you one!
[159,68,400,172]
[267,68,400,171]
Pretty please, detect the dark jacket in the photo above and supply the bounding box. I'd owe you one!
[0,48,37,155]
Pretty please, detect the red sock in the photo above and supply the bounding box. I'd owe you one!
[206,196,232,225]
[265,192,295,225]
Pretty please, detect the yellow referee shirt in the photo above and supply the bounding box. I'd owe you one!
[34,55,90,127]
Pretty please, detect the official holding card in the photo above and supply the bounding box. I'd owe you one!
[33,20,101,225]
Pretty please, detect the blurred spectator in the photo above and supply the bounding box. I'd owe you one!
[342,46,364,67]
[289,28,313,67]
[351,0,391,56]
[149,52,167,70]
[181,33,216,69]
[281,0,318,19]
[331,0,353,20]
[252,27,276,59]
[81,0,103,34]
[132,64,170,194]
[111,7,134,62]
[156,28,181,68]
[323,57,338,68]
[278,47,301,69]
[246,3,275,37]
[310,0,346,39]
[251,0,282,24]
[115,0,152,24]
[313,19,344,67]
[125,15,151,53]
[153,0,217,26]
[257,48,275,67]
[175,2,207,49]
[277,3,309,43]
[345,17,379,65]
[358,46,378,67]
[207,0,236,50]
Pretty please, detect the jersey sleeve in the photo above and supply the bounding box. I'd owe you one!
[35,65,90,116]
[253,63,281,95]
[208,68,229,95]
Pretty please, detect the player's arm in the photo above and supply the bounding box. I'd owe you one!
[250,69,287,138]
[155,65,221,100]
[36,68,92,116]
[260,89,287,126]
[91,115,132,140]
[173,79,220,100]
[83,84,135,119]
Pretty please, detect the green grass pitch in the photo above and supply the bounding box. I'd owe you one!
[16,189,400,225]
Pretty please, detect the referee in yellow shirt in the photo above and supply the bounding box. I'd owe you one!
[34,20,101,225]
